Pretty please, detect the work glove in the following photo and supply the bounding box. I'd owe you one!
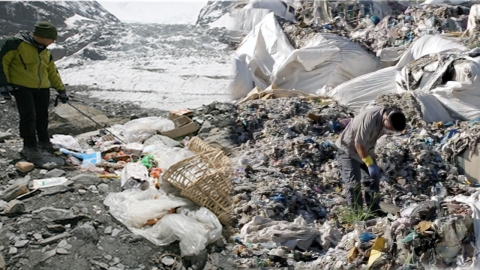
[0,85,13,100]
[362,155,380,180]
[367,164,381,180]
[57,90,69,103]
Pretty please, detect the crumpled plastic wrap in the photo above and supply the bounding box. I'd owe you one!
[103,188,222,256]
[122,117,175,143]
[240,216,321,251]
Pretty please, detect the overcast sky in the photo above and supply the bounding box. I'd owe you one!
[97,0,208,24]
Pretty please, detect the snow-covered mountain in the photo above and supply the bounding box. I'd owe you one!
[0,1,232,110]
[0,1,121,60]
[196,0,241,26]
[0,1,119,37]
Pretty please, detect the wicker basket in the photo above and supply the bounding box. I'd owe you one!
[188,137,232,172]
[188,136,219,154]
[180,170,232,225]
[162,138,233,225]
[162,151,220,190]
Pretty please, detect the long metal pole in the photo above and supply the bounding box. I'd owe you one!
[66,101,126,144]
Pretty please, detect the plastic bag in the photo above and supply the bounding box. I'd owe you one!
[160,214,210,256]
[50,134,82,151]
[104,189,224,257]
[120,162,151,190]
[178,206,223,243]
[142,139,193,171]
[104,188,190,228]
[127,196,189,229]
[122,117,175,143]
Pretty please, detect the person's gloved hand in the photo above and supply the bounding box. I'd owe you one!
[58,90,69,103]
[367,164,381,180]
[0,85,13,100]
[362,155,381,180]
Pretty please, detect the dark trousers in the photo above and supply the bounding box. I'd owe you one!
[12,87,50,147]
[337,151,380,210]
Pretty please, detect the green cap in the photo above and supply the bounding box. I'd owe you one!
[33,21,57,40]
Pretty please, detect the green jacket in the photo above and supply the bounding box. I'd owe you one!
[0,32,65,91]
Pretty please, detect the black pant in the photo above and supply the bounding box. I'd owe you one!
[12,87,50,147]
[337,151,380,210]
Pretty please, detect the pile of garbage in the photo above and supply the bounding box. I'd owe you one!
[182,92,480,269]
[33,115,233,258]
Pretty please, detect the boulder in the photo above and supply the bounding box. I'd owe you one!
[49,103,109,135]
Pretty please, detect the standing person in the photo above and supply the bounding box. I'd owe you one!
[0,21,69,165]
[335,106,406,213]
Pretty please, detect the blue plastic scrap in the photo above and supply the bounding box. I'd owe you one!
[359,232,376,243]
[370,15,380,25]
[323,24,333,30]
[406,32,415,43]
[424,137,434,146]
[304,137,315,144]
[270,194,285,202]
[440,129,459,145]
[328,121,341,132]
[444,121,454,127]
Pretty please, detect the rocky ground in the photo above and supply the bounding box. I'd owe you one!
[0,87,235,270]
[1,87,480,270]
[3,1,480,269]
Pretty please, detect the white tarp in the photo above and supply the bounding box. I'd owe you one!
[396,35,467,68]
[245,0,296,22]
[411,91,453,123]
[211,0,295,32]
[328,66,400,112]
[210,8,272,32]
[433,81,480,121]
[400,52,480,121]
[327,35,473,122]
[230,12,380,99]
[423,0,468,4]
[465,4,480,37]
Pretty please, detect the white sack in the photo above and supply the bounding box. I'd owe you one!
[433,81,480,120]
[210,8,272,32]
[411,91,453,123]
[396,35,467,68]
[465,4,480,37]
[230,55,269,100]
[245,0,296,22]
[272,34,380,92]
[231,13,379,99]
[329,66,401,112]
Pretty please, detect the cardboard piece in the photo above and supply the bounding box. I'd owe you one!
[160,114,197,139]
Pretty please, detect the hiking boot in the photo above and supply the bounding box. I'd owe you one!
[38,141,58,154]
[20,146,43,162]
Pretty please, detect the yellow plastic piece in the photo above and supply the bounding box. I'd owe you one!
[367,237,386,269]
